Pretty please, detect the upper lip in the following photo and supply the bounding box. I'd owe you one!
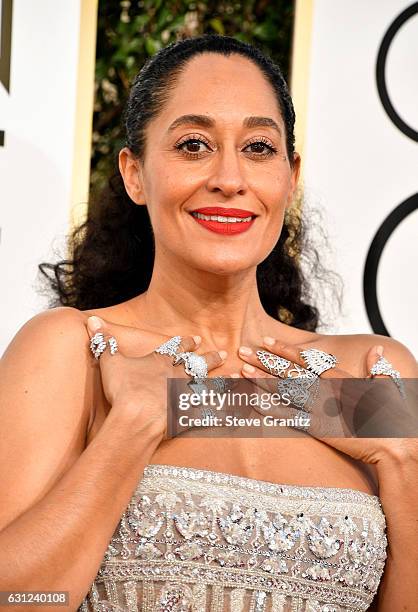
[190,207,257,218]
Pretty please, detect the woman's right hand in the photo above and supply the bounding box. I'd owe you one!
[85,316,227,439]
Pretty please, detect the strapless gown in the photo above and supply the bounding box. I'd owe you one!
[79,464,387,612]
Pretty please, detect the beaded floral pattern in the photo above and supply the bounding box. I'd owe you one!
[79,464,387,612]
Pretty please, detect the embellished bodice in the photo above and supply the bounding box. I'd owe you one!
[79,464,387,611]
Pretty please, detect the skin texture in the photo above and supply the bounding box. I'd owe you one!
[0,53,416,609]
[101,52,416,494]
[92,53,418,609]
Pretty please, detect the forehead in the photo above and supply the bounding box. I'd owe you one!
[156,52,282,127]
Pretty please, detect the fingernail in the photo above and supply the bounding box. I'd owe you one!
[87,316,102,333]
[243,363,255,373]
[218,350,228,360]
[193,335,201,344]
[230,373,240,378]
[376,345,384,357]
[239,346,252,355]
[263,336,276,346]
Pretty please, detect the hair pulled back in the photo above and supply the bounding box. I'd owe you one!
[39,34,329,331]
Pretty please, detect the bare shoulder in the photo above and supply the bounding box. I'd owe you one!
[309,332,417,377]
[0,306,96,529]
[2,305,91,355]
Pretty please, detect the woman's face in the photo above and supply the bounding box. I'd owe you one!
[120,53,300,275]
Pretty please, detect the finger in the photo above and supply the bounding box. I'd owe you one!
[261,339,343,379]
[202,349,228,370]
[366,345,385,377]
[238,346,284,378]
[176,334,202,353]
[241,362,277,384]
[86,316,122,361]
[154,336,202,360]
[172,349,228,376]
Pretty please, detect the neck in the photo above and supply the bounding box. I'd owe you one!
[129,255,275,352]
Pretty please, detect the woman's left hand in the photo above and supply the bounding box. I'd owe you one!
[236,338,418,468]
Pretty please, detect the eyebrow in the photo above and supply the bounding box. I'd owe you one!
[167,114,282,136]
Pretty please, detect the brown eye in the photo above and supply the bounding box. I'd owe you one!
[184,140,204,153]
[249,142,266,153]
[175,137,211,156]
[245,141,277,156]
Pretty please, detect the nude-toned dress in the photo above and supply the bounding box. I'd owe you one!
[79,464,387,611]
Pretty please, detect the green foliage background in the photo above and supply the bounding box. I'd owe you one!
[92,0,295,197]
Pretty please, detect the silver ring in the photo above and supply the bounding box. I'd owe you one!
[256,350,292,377]
[175,351,208,380]
[108,336,118,355]
[370,356,406,399]
[90,332,107,360]
[154,335,182,360]
[300,348,338,376]
[89,333,119,359]
[212,376,227,393]
[277,373,319,411]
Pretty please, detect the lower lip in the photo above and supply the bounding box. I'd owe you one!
[190,215,256,235]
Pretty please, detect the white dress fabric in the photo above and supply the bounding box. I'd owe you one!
[79,464,387,611]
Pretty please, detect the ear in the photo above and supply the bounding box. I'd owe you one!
[286,152,301,207]
[118,147,146,206]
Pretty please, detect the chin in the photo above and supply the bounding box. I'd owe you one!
[194,257,258,276]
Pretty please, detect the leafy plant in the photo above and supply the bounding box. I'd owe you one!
[92,0,294,197]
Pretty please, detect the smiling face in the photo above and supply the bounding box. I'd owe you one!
[120,52,300,275]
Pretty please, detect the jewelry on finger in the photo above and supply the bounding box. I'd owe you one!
[108,336,118,355]
[277,375,319,411]
[187,378,209,397]
[370,356,406,399]
[286,363,317,380]
[155,336,183,360]
[176,351,208,380]
[256,350,292,377]
[212,376,227,393]
[300,348,338,376]
[90,332,107,360]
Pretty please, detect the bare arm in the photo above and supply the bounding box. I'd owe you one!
[0,308,163,610]
[370,339,418,611]
[375,450,418,611]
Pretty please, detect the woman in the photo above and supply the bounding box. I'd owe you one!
[0,35,416,612]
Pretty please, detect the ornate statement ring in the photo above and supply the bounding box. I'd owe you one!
[256,350,319,411]
[89,333,118,360]
[300,348,338,376]
[370,356,406,399]
[175,351,209,380]
[90,332,107,360]
[255,350,292,377]
[154,336,183,361]
[107,336,118,355]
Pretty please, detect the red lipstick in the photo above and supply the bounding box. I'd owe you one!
[189,207,257,235]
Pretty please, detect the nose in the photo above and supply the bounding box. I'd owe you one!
[206,147,248,197]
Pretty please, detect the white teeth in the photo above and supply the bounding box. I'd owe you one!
[192,212,253,223]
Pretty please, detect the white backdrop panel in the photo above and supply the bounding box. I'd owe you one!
[303,0,417,355]
[0,0,82,354]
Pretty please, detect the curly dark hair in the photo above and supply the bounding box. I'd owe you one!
[38,34,341,331]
